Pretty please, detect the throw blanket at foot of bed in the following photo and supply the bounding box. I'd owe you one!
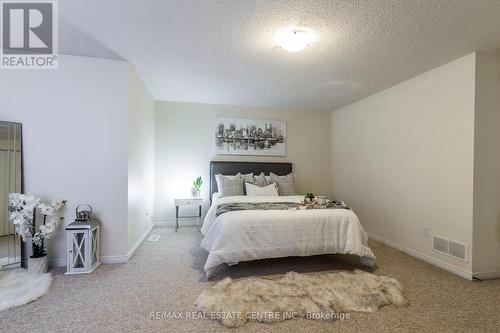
[196,269,407,328]
[215,200,350,217]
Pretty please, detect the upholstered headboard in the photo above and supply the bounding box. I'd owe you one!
[209,161,292,199]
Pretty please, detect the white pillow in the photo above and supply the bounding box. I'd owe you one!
[245,182,279,196]
[212,192,221,202]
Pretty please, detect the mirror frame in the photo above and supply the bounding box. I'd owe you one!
[0,121,24,269]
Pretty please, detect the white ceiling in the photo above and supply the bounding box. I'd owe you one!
[60,0,500,111]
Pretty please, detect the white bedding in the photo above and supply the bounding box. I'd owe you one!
[200,195,375,276]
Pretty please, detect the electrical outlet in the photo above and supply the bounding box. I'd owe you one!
[424,226,431,237]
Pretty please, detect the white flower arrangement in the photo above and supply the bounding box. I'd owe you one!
[8,193,66,258]
[37,203,55,216]
[8,193,39,240]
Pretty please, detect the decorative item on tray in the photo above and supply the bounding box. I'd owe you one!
[315,196,328,205]
[298,194,351,210]
[304,192,315,203]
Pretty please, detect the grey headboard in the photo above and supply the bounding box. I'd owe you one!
[210,161,292,199]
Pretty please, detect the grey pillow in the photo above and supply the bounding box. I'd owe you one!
[270,172,296,196]
[241,173,254,194]
[215,173,244,197]
[246,172,269,187]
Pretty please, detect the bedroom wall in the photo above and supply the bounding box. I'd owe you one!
[0,55,130,265]
[128,66,155,253]
[472,51,500,278]
[155,101,332,222]
[330,53,476,277]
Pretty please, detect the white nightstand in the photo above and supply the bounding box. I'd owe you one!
[174,198,203,232]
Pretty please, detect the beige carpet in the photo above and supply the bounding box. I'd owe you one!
[1,226,499,332]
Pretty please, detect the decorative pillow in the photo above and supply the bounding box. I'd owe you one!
[221,173,252,182]
[215,173,244,197]
[241,173,254,194]
[217,173,253,194]
[246,172,269,187]
[245,182,279,196]
[270,172,296,196]
[212,192,221,202]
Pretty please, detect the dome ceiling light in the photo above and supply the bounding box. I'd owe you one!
[274,27,316,52]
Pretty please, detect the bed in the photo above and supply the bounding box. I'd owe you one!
[200,161,375,277]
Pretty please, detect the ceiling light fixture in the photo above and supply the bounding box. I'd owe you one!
[274,27,316,52]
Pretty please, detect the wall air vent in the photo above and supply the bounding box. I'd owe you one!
[432,236,448,254]
[432,235,467,262]
[448,240,467,261]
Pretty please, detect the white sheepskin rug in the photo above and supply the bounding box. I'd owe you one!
[196,269,407,328]
[0,269,52,312]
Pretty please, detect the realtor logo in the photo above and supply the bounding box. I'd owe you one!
[1,0,58,69]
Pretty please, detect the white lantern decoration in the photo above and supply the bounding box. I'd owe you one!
[65,205,101,275]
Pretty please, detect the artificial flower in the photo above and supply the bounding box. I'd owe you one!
[51,200,67,210]
[8,193,66,257]
[38,203,55,216]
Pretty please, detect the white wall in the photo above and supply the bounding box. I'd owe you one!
[331,54,476,277]
[127,66,155,252]
[472,51,500,277]
[155,101,332,222]
[0,55,130,265]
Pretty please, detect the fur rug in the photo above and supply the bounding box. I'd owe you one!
[196,269,407,328]
[0,269,52,312]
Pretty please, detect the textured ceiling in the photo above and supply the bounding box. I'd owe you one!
[60,0,500,111]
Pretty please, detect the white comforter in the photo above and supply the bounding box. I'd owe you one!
[200,195,375,276]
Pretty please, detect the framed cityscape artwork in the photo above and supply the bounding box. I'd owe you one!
[215,117,287,156]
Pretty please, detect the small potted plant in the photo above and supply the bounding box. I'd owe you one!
[191,176,203,197]
[8,193,66,273]
[305,192,315,203]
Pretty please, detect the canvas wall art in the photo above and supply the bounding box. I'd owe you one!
[215,117,286,156]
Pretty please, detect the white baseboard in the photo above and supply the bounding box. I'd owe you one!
[48,258,66,268]
[100,255,128,264]
[50,252,130,266]
[127,223,154,259]
[48,223,154,268]
[367,232,473,280]
[472,271,500,280]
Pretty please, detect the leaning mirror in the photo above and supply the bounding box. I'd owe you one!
[0,121,22,269]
